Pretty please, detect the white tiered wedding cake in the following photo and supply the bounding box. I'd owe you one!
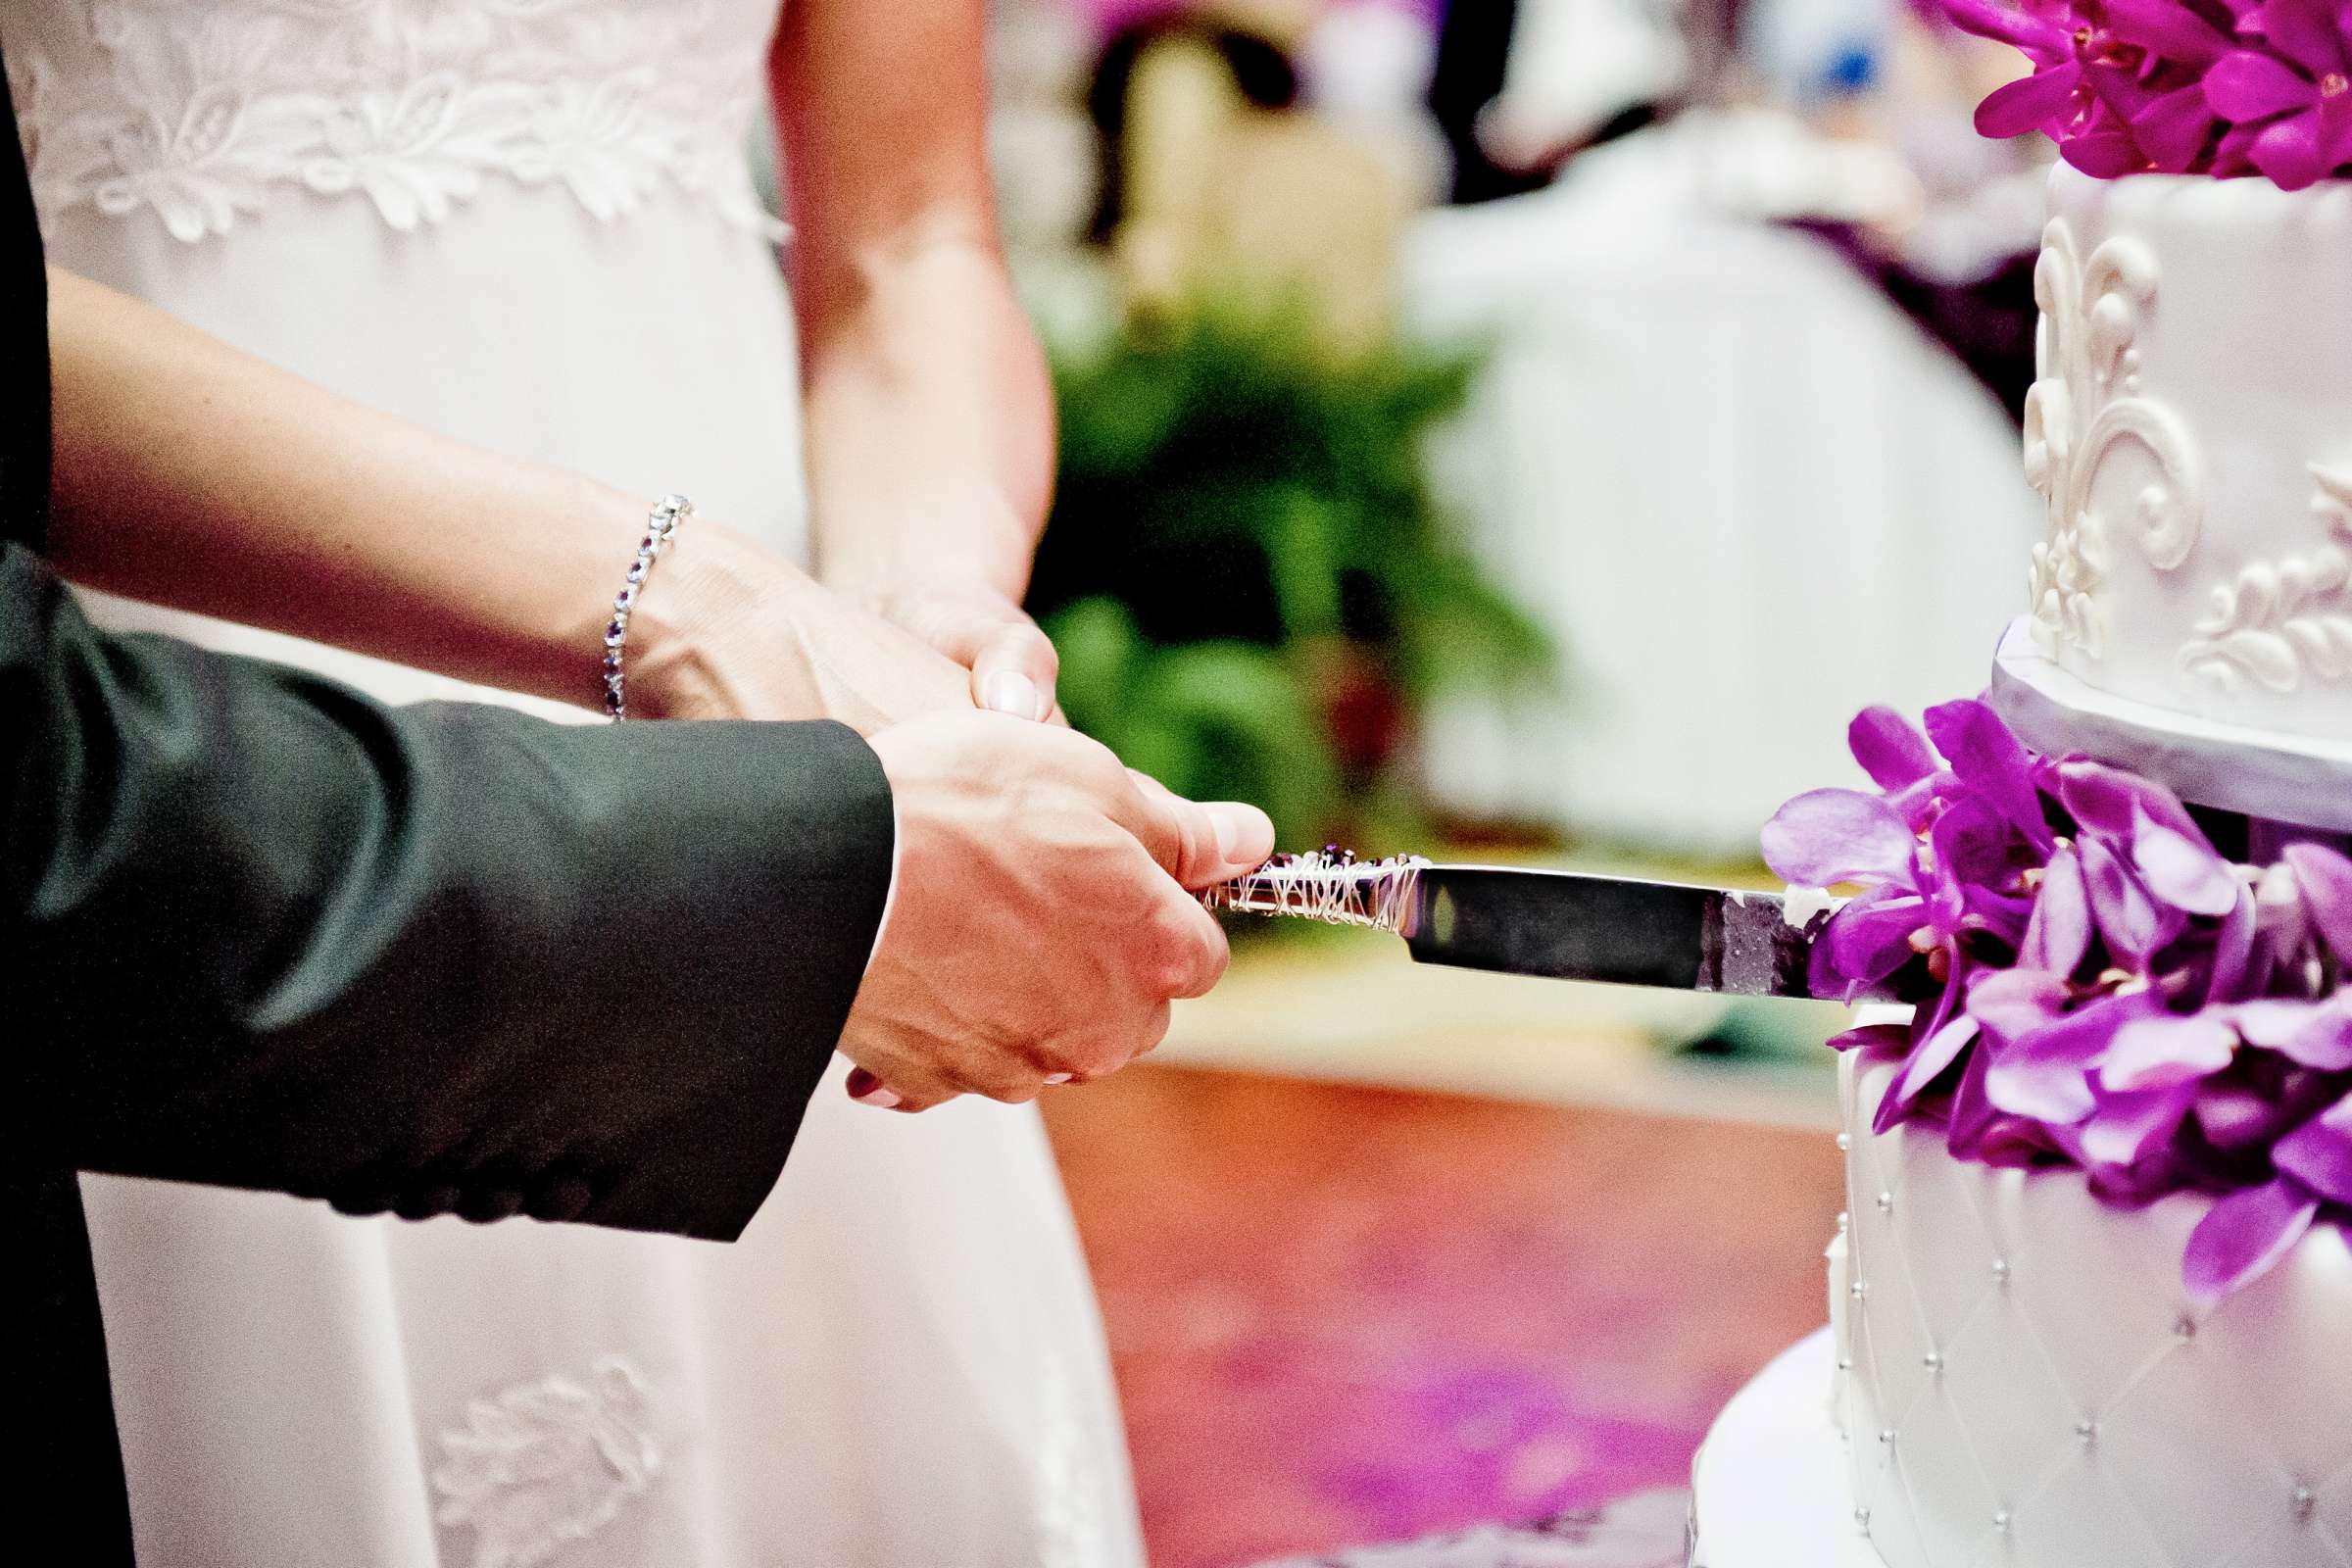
[1689,4,2352,1563]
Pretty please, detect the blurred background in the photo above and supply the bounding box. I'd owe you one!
[971,0,2043,1560]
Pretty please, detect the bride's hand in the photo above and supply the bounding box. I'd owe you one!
[850,573,1063,725]
[626,524,975,733]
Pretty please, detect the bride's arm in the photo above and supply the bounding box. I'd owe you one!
[772,0,1063,723]
[43,265,968,729]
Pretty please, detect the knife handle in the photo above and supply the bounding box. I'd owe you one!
[1199,851,1430,934]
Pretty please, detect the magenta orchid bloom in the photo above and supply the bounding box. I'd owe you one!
[1944,0,2095,143]
[2204,0,2352,187]
[1951,0,2352,188]
[1772,701,2352,1302]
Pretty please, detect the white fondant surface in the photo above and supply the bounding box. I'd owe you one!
[2028,168,2352,745]
[1687,1330,1881,1568]
[1836,1053,2352,1568]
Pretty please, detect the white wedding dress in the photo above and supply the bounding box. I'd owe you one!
[4,4,1145,1565]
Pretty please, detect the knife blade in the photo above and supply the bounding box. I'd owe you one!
[1202,853,1907,1002]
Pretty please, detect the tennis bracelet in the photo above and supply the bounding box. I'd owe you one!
[601,493,693,721]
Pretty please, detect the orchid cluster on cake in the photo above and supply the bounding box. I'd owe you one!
[1769,701,2352,1304]
[1946,0,2352,189]
[1690,4,2352,1564]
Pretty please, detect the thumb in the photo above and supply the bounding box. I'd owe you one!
[1118,771,1276,891]
[970,614,1059,724]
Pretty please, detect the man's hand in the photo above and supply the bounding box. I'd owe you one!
[840,711,1276,1111]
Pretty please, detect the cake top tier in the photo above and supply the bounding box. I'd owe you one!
[1948,0,2352,189]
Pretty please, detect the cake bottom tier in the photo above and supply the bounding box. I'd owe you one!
[1838,1054,2352,1568]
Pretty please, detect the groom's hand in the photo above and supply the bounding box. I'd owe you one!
[839,711,1275,1112]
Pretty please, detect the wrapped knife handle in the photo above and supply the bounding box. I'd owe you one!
[1200,851,1430,934]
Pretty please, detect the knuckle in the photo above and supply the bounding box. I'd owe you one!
[1187,931,1230,996]
[1071,1035,1132,1081]
[1152,946,1204,1000]
[1140,907,1220,997]
[977,1064,1044,1104]
[945,1051,1043,1106]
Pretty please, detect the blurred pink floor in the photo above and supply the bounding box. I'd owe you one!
[1041,1064,1842,1568]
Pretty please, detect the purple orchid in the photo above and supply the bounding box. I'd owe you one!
[1773,699,2352,1301]
[2285,841,2352,960]
[1944,0,2096,144]
[2204,0,2352,187]
[1950,0,2352,188]
[1764,703,2047,1127]
[2109,0,2243,167]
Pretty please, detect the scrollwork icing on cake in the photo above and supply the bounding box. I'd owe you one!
[2023,218,2206,661]
[2178,465,2352,694]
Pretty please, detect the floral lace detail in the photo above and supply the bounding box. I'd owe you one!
[7,0,786,241]
[431,1355,662,1568]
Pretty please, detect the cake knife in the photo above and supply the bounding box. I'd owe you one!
[1200,852,1911,1002]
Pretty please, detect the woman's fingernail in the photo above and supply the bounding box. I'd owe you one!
[983,670,1041,720]
[1045,1073,1075,1085]
[847,1069,903,1109]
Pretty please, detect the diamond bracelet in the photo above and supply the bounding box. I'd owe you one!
[601,493,693,721]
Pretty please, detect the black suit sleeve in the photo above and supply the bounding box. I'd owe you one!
[1,543,895,1242]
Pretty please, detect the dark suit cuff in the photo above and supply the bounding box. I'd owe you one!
[571,717,895,1241]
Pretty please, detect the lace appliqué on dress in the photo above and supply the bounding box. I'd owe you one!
[9,0,786,241]
[431,1355,662,1568]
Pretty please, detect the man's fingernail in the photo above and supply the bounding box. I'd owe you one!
[1045,1073,1075,1085]
[1207,802,1271,866]
[1206,804,1242,862]
[847,1069,903,1109]
[983,670,1041,720]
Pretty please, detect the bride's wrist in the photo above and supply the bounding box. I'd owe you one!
[621,521,813,722]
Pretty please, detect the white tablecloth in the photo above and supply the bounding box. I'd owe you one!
[1404,128,2035,853]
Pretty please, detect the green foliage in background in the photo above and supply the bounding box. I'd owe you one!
[1028,298,1553,846]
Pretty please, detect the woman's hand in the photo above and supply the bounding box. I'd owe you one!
[627,524,976,733]
[850,572,1062,724]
